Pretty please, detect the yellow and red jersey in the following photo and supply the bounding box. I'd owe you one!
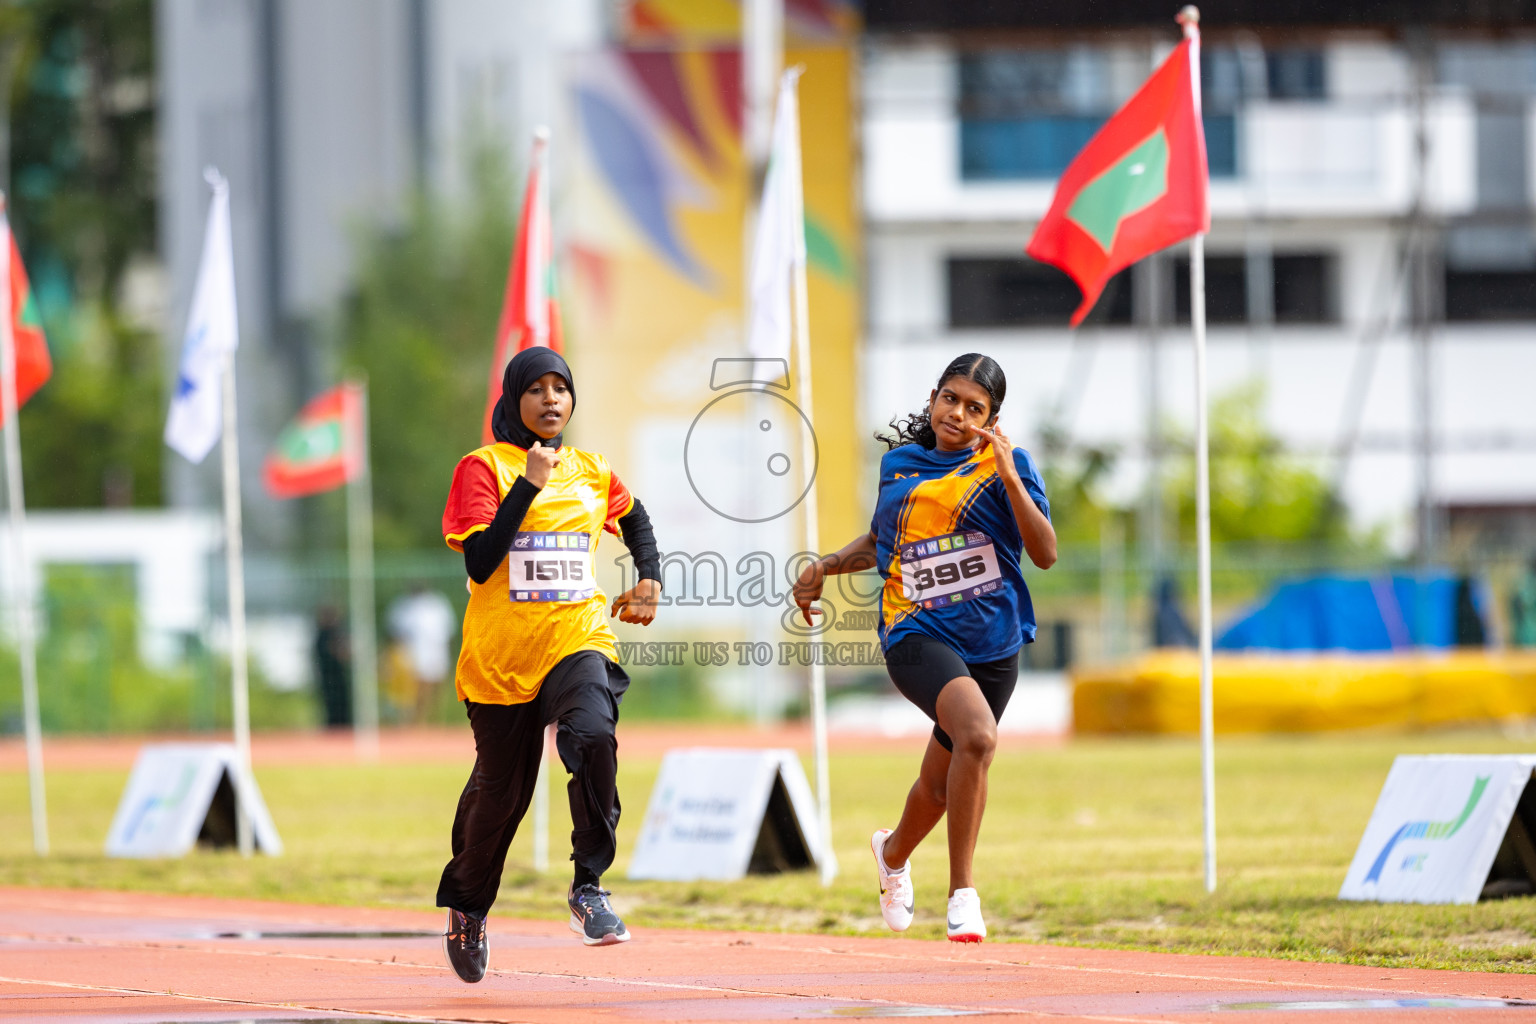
[442,442,633,704]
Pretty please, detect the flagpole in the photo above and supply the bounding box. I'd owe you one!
[0,200,46,855]
[346,378,380,761]
[220,350,254,856]
[1179,4,1217,894]
[744,0,783,732]
[794,237,835,887]
[532,724,550,872]
[531,128,551,868]
[777,68,835,885]
[531,127,551,348]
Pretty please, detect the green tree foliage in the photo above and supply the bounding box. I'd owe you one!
[20,309,163,507]
[3,0,162,508]
[1036,418,1121,545]
[1037,382,1353,547]
[1167,381,1347,545]
[339,148,518,550]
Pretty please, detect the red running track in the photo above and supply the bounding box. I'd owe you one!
[1,887,1534,1023]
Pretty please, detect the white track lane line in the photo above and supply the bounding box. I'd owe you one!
[0,974,522,1024]
[691,938,1531,1002]
[0,937,1179,1024]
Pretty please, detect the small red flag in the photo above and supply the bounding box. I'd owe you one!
[1026,36,1210,326]
[4,220,52,410]
[482,131,563,445]
[263,383,365,499]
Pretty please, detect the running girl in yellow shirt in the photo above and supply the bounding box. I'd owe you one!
[437,347,662,979]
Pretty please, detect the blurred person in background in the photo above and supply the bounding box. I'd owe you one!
[387,584,457,721]
[1152,576,1197,648]
[1453,574,1488,648]
[1510,556,1536,648]
[381,641,417,724]
[313,605,352,728]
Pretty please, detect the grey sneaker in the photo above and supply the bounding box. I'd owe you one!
[442,908,488,982]
[568,883,631,946]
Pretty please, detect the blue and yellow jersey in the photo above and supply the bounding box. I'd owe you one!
[870,442,1050,662]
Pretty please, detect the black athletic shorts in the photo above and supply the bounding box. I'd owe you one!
[883,633,1020,752]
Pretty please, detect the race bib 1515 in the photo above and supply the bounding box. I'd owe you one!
[508,531,596,602]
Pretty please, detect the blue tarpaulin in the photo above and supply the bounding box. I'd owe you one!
[1216,574,1462,651]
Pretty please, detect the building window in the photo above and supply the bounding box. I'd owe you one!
[1173,256,1248,323]
[1444,225,1536,320]
[1272,255,1335,323]
[1445,271,1536,320]
[1265,49,1327,100]
[958,50,1237,181]
[1202,46,1327,103]
[948,252,1335,329]
[961,116,1110,181]
[1171,253,1336,324]
[948,257,1132,327]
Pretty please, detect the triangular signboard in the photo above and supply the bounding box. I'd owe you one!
[106,743,283,858]
[1340,755,1536,904]
[628,748,822,881]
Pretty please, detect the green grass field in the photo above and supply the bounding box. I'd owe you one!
[3,728,1535,971]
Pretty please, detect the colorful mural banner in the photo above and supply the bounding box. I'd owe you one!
[560,33,861,552]
[624,0,859,44]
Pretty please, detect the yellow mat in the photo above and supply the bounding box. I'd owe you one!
[1071,650,1536,734]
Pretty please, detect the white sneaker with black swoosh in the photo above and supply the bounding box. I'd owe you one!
[945,887,986,943]
[870,829,913,932]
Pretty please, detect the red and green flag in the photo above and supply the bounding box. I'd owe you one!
[1026,33,1210,326]
[3,215,52,410]
[263,383,364,499]
[481,129,563,445]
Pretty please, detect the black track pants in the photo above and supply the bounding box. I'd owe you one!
[435,650,629,917]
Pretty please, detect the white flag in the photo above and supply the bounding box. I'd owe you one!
[746,69,806,360]
[165,169,239,464]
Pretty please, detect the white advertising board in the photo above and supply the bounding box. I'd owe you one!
[106,743,283,858]
[1339,754,1536,904]
[628,748,822,881]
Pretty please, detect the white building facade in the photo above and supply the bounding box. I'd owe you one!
[861,25,1536,553]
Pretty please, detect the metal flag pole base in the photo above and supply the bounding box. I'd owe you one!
[533,724,552,872]
[1177,4,1217,895]
[0,198,47,855]
[1193,229,1216,895]
[219,357,253,857]
[345,379,380,762]
[1179,2,1216,896]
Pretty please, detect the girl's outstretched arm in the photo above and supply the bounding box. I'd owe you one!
[793,532,878,627]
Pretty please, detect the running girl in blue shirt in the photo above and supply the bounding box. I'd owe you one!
[794,353,1055,942]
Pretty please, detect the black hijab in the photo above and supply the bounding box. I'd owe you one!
[491,346,575,450]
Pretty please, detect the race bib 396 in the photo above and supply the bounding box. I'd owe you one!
[898,530,1003,608]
